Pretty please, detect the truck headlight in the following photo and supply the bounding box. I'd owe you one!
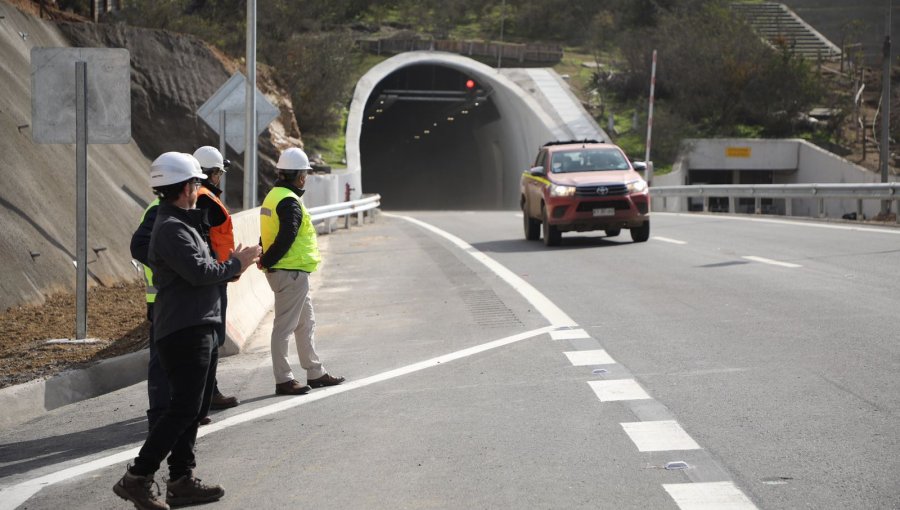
[627,179,648,193]
[550,184,576,197]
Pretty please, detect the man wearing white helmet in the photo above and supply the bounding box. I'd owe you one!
[259,147,345,396]
[114,152,260,510]
[192,146,240,413]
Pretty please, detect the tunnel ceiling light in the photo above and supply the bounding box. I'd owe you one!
[474,102,480,106]
[368,116,375,120]
[433,122,438,126]
[414,135,420,140]
[376,108,383,113]
[461,110,469,114]
[447,117,455,121]
[424,130,430,134]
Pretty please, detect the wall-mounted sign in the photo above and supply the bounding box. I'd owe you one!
[725,147,751,158]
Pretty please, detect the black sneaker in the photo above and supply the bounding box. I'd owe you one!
[166,475,224,507]
[113,468,169,510]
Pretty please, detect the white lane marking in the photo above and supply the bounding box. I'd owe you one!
[653,236,687,245]
[564,350,616,366]
[620,420,701,452]
[389,214,577,327]
[588,379,652,402]
[656,211,900,236]
[550,328,590,341]
[663,481,759,510]
[741,255,802,268]
[0,326,556,510]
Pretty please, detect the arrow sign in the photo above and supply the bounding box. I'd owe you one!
[197,72,279,153]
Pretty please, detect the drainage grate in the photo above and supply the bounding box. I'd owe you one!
[460,289,522,328]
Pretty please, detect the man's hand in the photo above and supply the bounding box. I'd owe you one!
[231,243,261,274]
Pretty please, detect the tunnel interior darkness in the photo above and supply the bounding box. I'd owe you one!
[360,64,504,210]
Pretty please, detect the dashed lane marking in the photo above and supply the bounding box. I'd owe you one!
[563,349,616,366]
[653,236,687,245]
[620,420,701,452]
[741,255,802,268]
[588,379,652,402]
[663,481,758,510]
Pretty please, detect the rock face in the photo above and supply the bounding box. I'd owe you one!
[56,20,302,209]
[0,2,300,312]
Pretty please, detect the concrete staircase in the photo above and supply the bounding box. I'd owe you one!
[732,2,841,60]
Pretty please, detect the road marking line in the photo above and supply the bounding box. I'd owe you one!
[656,211,900,236]
[653,236,687,245]
[0,326,556,510]
[550,328,590,341]
[741,255,802,268]
[588,379,652,402]
[389,214,577,327]
[564,350,616,366]
[620,420,701,452]
[663,481,759,510]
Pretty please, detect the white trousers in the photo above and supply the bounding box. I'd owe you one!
[265,270,326,384]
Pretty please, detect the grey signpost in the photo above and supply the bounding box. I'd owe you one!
[31,48,131,340]
[196,72,279,210]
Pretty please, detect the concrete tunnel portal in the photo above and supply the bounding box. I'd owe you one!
[347,52,563,210]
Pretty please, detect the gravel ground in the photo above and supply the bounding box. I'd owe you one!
[0,280,149,389]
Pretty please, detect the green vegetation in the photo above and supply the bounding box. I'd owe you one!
[102,0,835,168]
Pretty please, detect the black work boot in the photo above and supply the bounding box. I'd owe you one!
[112,468,169,510]
[166,475,225,507]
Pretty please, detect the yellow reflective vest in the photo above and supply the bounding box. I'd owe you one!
[260,187,320,272]
[140,199,160,303]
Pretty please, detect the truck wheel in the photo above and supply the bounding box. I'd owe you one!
[523,205,540,241]
[630,221,650,243]
[542,207,561,246]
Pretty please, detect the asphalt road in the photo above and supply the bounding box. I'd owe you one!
[1,211,898,509]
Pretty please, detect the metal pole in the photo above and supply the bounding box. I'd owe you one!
[497,0,505,68]
[219,110,227,204]
[881,2,892,213]
[243,0,257,210]
[644,49,657,185]
[75,61,88,340]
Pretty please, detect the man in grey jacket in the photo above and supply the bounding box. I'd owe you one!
[113,152,259,510]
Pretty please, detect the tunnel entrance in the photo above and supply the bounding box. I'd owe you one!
[360,64,503,210]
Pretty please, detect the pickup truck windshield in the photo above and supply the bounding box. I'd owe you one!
[550,149,630,173]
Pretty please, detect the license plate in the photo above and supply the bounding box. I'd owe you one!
[592,208,615,217]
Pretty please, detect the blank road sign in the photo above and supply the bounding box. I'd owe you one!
[197,72,280,154]
[31,47,131,144]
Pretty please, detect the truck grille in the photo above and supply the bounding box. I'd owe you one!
[575,200,631,212]
[575,184,628,197]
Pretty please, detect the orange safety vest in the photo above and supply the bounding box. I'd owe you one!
[197,186,235,262]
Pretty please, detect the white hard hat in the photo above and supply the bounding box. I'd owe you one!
[276,147,312,171]
[193,145,229,172]
[150,152,206,187]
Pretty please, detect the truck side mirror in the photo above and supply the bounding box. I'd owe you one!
[632,161,647,172]
[529,166,545,176]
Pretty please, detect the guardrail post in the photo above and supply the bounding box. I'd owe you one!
[728,196,735,213]
[703,196,709,213]
[358,210,365,224]
[857,199,864,219]
[754,197,761,214]
[345,213,350,230]
[817,198,825,218]
[895,199,900,223]
[785,198,792,217]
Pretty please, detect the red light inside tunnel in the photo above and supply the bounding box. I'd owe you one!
[465,79,475,89]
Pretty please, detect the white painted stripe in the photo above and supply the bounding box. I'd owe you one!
[653,236,687,245]
[620,420,701,452]
[0,326,555,510]
[389,214,577,327]
[588,379,652,402]
[564,349,616,366]
[550,328,590,341]
[663,481,758,510]
[741,255,802,268]
[656,211,900,236]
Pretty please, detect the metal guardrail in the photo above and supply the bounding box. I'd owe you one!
[651,183,900,221]
[308,193,381,232]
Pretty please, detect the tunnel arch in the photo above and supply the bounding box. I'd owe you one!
[346,52,567,210]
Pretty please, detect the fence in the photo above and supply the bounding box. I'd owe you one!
[308,194,381,233]
[651,183,900,222]
[356,38,563,64]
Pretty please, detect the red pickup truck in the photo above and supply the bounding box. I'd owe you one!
[520,140,650,246]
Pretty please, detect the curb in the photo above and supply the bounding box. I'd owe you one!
[0,348,149,430]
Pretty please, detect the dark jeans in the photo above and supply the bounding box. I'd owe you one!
[147,289,228,430]
[132,324,218,481]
